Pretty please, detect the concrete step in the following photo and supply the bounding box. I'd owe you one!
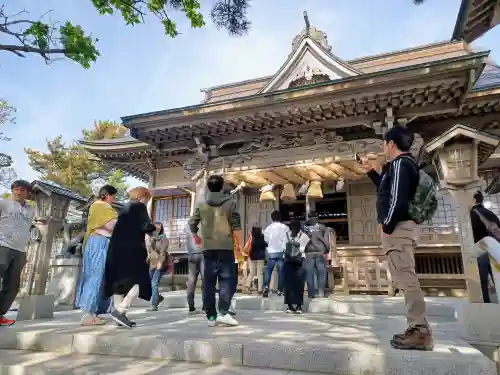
[0,350,315,375]
[0,309,494,375]
[130,293,460,320]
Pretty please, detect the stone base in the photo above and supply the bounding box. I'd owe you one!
[457,302,500,343]
[46,258,81,307]
[16,294,55,321]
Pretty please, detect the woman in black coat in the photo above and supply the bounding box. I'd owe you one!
[104,187,156,328]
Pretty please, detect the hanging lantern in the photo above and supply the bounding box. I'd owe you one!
[259,184,276,202]
[280,184,296,201]
[307,181,323,198]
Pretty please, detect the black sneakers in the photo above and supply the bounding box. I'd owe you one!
[111,310,134,328]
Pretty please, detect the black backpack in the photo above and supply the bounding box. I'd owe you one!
[284,232,304,264]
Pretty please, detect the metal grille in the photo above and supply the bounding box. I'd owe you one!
[153,196,191,250]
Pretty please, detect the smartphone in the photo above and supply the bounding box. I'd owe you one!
[355,153,363,164]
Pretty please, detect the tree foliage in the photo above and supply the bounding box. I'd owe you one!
[83,120,128,141]
[24,121,130,198]
[0,1,251,68]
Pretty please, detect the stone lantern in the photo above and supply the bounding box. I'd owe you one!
[424,124,500,303]
[17,181,84,321]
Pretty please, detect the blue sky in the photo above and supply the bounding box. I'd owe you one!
[1,0,499,185]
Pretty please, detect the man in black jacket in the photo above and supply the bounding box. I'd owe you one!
[359,126,433,351]
[470,190,498,303]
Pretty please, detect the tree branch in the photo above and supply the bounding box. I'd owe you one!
[0,44,66,57]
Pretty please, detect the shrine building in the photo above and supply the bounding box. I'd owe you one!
[81,9,500,297]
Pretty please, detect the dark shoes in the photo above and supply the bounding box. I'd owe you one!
[390,326,434,351]
[147,294,165,312]
[262,289,269,298]
[111,310,134,328]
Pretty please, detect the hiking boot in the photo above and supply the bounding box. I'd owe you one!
[390,327,434,351]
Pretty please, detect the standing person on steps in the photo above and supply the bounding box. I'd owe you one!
[359,126,434,351]
[470,190,499,303]
[188,174,244,327]
[185,223,204,314]
[0,180,35,327]
[262,211,290,297]
[146,222,169,311]
[283,220,308,314]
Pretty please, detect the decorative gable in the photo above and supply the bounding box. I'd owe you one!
[260,17,361,93]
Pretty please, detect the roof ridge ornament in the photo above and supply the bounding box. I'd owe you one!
[303,11,310,35]
[291,11,332,53]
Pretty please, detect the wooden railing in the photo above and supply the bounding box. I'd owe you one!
[342,260,393,295]
[334,242,466,296]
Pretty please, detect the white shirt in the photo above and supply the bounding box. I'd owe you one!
[263,222,290,255]
[0,199,35,252]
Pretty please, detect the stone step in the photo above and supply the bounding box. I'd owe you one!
[131,293,460,320]
[0,350,313,375]
[0,309,494,375]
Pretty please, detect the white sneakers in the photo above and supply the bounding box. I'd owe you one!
[207,314,239,327]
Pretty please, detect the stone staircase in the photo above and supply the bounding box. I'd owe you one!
[0,294,497,375]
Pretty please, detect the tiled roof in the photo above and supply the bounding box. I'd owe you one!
[473,64,500,91]
[485,174,500,195]
[31,180,87,203]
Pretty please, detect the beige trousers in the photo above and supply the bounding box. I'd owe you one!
[382,221,427,328]
[246,260,265,292]
[113,284,139,314]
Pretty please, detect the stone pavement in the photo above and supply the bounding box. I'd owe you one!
[0,294,496,375]
[0,350,320,375]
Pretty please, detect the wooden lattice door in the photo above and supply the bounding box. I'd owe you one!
[347,182,379,245]
[244,192,277,238]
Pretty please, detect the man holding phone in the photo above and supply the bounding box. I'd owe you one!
[357,126,433,352]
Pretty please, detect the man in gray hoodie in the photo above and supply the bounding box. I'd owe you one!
[189,174,243,327]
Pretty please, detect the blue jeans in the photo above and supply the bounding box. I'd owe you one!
[304,253,326,297]
[149,269,164,306]
[263,254,284,292]
[202,250,235,319]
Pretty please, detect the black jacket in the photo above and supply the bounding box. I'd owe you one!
[367,153,418,235]
[470,204,500,243]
